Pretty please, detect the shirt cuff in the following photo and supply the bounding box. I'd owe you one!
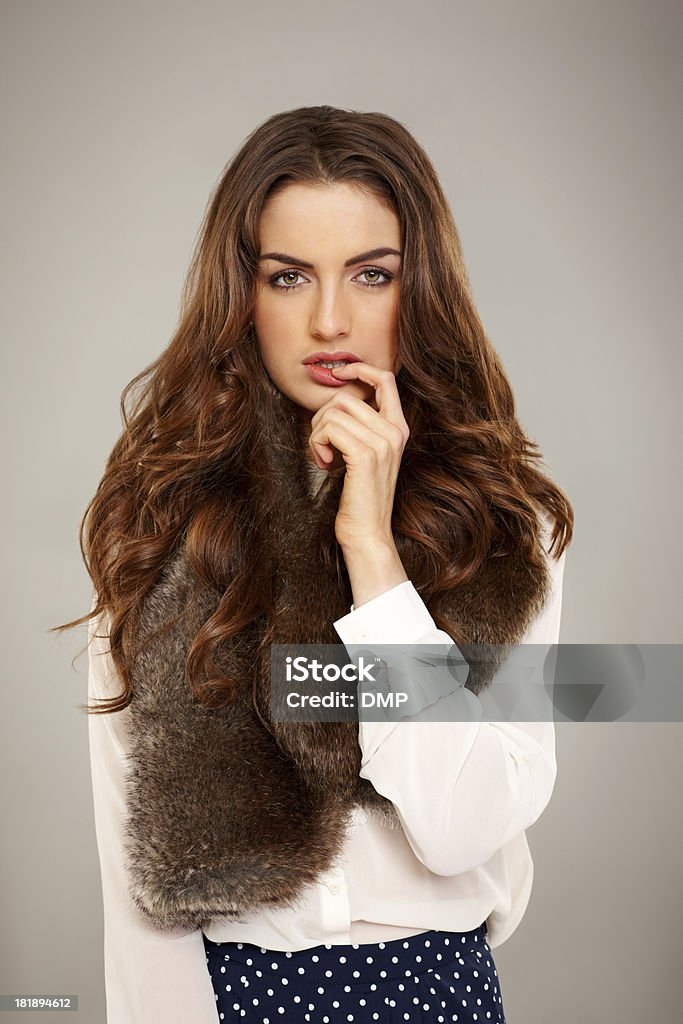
[332,580,437,645]
[333,580,471,722]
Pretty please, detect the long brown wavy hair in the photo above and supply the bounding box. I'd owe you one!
[55,104,573,716]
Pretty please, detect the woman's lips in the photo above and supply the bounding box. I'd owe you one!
[304,363,350,387]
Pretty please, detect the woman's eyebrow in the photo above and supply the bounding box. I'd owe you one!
[258,247,402,268]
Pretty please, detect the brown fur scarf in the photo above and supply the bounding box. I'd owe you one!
[121,383,551,931]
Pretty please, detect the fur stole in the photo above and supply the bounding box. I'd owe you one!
[121,384,551,931]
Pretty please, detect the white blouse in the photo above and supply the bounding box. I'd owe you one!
[87,468,565,1023]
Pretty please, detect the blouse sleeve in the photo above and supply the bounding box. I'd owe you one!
[332,530,566,878]
[86,596,220,1024]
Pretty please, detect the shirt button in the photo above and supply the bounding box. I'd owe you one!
[328,883,341,895]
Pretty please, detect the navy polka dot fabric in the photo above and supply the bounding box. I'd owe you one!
[203,924,506,1022]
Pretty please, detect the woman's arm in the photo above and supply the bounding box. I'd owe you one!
[333,539,565,878]
[87,598,220,1024]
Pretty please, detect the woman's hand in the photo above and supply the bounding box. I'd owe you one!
[308,362,410,554]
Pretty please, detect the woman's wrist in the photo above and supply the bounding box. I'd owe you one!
[340,537,409,609]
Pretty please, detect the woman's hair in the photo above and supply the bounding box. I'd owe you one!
[56,104,573,715]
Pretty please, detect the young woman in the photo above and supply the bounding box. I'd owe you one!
[72,105,572,1022]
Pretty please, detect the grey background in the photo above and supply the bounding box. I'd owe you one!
[2,0,681,1021]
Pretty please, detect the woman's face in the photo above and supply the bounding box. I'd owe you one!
[253,182,402,421]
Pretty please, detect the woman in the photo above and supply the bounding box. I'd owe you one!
[70,105,572,1022]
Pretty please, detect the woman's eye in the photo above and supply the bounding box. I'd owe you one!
[268,266,394,292]
[270,269,306,290]
[357,267,393,288]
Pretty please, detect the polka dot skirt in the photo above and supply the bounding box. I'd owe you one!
[203,924,506,1022]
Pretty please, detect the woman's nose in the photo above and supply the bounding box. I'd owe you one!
[309,284,351,339]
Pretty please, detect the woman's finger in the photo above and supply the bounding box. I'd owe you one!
[310,405,401,468]
[310,394,406,449]
[329,363,408,439]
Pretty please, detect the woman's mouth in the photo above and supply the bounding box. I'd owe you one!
[303,352,361,388]
[304,362,352,387]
